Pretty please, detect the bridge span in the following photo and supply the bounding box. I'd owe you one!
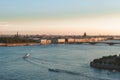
[87,42,120,45]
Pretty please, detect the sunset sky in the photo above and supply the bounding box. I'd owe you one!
[0,0,120,35]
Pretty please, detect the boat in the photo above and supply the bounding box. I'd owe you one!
[48,68,80,75]
[48,68,60,72]
[23,53,30,59]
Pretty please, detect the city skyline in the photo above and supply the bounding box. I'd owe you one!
[0,0,120,35]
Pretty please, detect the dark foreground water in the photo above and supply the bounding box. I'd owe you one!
[0,41,120,80]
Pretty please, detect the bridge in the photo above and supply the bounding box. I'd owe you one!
[87,42,120,45]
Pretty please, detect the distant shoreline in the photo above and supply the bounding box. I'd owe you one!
[0,42,38,47]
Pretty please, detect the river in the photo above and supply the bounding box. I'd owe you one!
[0,40,120,80]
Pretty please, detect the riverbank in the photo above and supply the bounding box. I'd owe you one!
[0,42,38,47]
[90,55,120,71]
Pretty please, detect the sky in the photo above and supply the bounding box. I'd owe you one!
[0,0,120,35]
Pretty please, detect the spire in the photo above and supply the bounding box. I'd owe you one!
[83,32,87,37]
[17,32,18,37]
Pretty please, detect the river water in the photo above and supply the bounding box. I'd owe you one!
[0,40,120,80]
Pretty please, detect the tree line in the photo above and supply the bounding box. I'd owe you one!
[0,36,36,43]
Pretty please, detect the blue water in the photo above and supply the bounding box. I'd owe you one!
[0,41,120,80]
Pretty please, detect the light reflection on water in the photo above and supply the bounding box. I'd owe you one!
[0,42,120,80]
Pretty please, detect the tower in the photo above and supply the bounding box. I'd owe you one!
[83,32,86,37]
[17,32,18,37]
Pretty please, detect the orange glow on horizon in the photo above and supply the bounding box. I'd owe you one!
[0,14,120,35]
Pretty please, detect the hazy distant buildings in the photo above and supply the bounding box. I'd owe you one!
[75,39,82,43]
[0,32,113,46]
[68,38,75,43]
[40,39,51,44]
[58,39,65,44]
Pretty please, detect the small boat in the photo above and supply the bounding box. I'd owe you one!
[48,68,60,72]
[23,53,30,59]
[48,68,80,75]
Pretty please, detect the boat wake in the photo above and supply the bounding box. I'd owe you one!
[31,57,82,67]
[23,57,110,80]
[48,68,110,80]
[24,58,49,68]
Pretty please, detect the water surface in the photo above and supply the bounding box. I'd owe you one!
[0,41,120,80]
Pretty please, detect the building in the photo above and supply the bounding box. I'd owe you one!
[68,38,75,43]
[58,39,65,44]
[40,39,51,44]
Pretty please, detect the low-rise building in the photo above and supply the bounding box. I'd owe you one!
[81,38,89,42]
[68,38,75,43]
[41,39,51,44]
[89,38,98,42]
[47,40,52,44]
[58,39,65,44]
[75,39,82,43]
